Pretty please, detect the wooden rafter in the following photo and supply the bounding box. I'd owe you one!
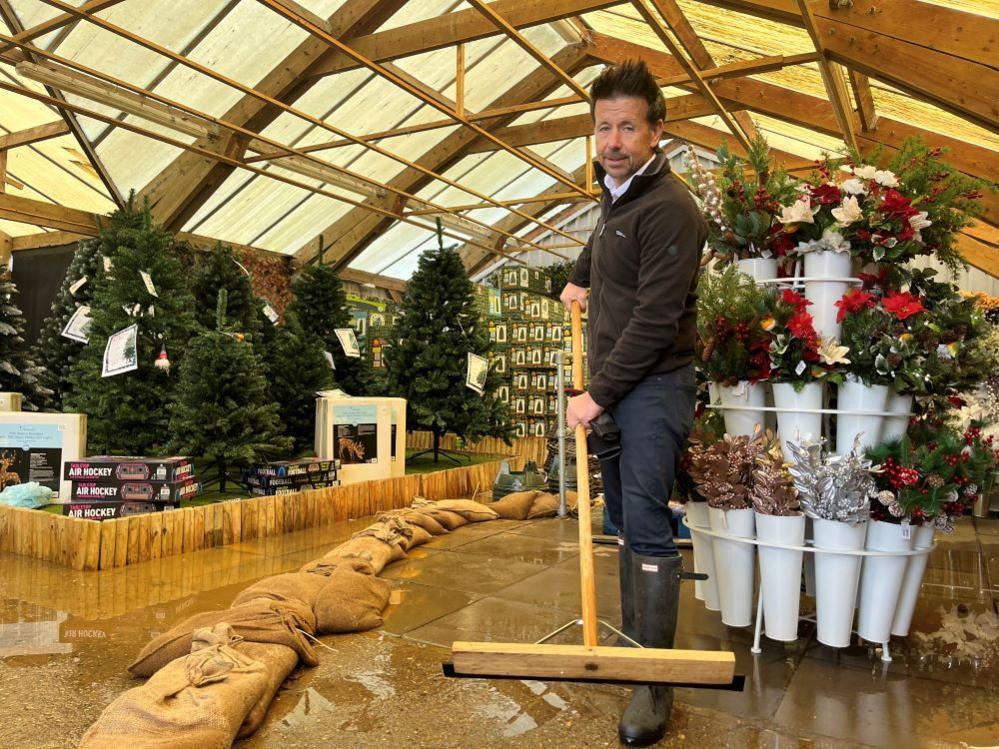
[0,120,69,150]
[0,0,125,56]
[633,0,752,150]
[4,17,585,250]
[466,0,590,100]
[847,70,877,133]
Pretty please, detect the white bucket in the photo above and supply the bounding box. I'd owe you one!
[685,502,720,611]
[737,257,780,282]
[857,520,914,643]
[717,381,767,439]
[773,381,825,462]
[891,525,935,637]
[813,517,868,647]
[708,506,756,627]
[882,392,913,443]
[755,512,806,641]
[804,250,853,341]
[835,378,890,455]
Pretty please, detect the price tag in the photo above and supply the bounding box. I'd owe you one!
[323,351,336,370]
[69,276,88,295]
[795,360,807,376]
[102,256,113,273]
[262,304,279,324]
[901,521,911,540]
[139,270,158,298]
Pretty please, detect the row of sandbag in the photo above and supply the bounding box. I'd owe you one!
[78,493,571,749]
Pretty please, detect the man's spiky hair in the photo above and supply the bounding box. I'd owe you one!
[589,59,666,124]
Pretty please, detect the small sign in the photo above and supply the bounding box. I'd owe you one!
[465,352,489,395]
[102,324,139,378]
[61,305,91,344]
[335,328,360,358]
[139,270,158,298]
[69,276,87,296]
[102,255,113,273]
[262,303,279,324]
[323,351,336,370]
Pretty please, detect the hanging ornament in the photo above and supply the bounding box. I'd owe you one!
[155,343,171,374]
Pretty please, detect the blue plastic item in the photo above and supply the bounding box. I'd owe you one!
[0,481,55,509]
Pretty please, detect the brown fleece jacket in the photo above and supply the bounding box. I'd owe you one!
[569,151,706,408]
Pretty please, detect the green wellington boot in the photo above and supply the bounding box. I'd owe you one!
[617,553,683,747]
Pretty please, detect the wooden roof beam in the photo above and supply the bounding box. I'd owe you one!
[0,120,70,149]
[848,70,877,133]
[0,0,125,56]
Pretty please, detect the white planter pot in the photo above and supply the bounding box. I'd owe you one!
[891,525,935,637]
[685,502,720,611]
[804,250,853,341]
[803,515,816,596]
[737,257,779,282]
[773,381,824,462]
[857,520,914,643]
[708,507,756,627]
[708,382,720,406]
[813,517,868,648]
[755,512,806,642]
[836,379,890,456]
[882,392,913,443]
[717,381,767,439]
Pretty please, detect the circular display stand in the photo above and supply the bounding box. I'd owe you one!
[682,517,935,662]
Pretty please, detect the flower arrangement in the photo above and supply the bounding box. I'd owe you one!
[686,137,799,264]
[696,266,776,384]
[749,449,800,516]
[837,287,927,389]
[786,436,877,523]
[768,288,848,388]
[687,430,771,510]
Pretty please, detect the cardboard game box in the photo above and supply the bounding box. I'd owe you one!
[68,478,200,503]
[64,456,194,483]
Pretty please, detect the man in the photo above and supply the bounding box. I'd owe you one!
[561,59,706,747]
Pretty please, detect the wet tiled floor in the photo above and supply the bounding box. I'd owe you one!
[0,512,997,748]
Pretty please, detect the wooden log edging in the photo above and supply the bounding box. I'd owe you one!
[0,457,519,571]
[406,432,548,466]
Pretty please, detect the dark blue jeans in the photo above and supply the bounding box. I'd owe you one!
[599,365,697,557]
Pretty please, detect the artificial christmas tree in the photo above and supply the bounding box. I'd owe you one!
[191,242,260,335]
[169,291,290,492]
[287,255,372,395]
[0,272,52,411]
[261,311,334,453]
[32,238,104,408]
[66,196,198,454]
[385,221,512,462]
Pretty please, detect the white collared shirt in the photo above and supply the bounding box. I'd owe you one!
[604,154,657,202]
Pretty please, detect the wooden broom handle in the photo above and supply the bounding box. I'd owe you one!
[571,300,599,647]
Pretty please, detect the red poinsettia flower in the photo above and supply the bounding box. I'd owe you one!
[788,310,816,340]
[781,289,811,311]
[810,182,841,206]
[883,291,925,320]
[858,266,891,291]
[880,188,918,219]
[947,395,966,409]
[835,288,877,322]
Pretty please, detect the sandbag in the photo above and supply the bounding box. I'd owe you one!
[352,517,413,549]
[230,572,330,611]
[400,510,447,535]
[314,568,392,634]
[429,499,499,522]
[526,491,579,519]
[405,524,433,548]
[419,508,467,530]
[81,625,269,749]
[235,641,299,739]
[489,490,540,520]
[129,600,317,678]
[299,556,375,577]
[320,536,403,574]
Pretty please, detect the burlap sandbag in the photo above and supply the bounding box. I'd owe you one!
[405,523,433,548]
[429,499,499,522]
[320,536,403,574]
[400,510,447,535]
[230,572,331,611]
[81,625,270,749]
[314,568,392,634]
[234,641,299,739]
[129,600,317,678]
[351,518,413,549]
[419,508,467,530]
[489,490,540,520]
[299,556,375,576]
[527,491,579,519]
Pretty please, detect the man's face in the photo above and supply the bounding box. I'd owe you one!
[593,96,664,185]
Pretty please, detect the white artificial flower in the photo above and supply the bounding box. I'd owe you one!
[820,228,851,253]
[779,197,816,225]
[841,178,867,195]
[840,165,855,174]
[874,169,899,187]
[831,195,863,226]
[853,164,877,179]
[909,211,932,231]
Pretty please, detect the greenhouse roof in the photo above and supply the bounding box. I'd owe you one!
[0,0,995,281]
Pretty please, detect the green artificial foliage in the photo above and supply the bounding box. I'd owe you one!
[261,311,335,453]
[32,237,104,408]
[169,291,291,492]
[190,242,260,335]
[545,260,575,301]
[288,261,372,395]
[0,273,51,411]
[66,195,198,454]
[385,223,512,461]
